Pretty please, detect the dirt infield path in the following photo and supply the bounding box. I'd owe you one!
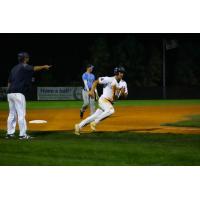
[1,105,200,134]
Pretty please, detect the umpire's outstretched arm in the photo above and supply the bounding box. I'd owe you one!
[33,65,51,71]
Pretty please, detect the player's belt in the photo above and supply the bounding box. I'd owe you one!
[102,98,114,105]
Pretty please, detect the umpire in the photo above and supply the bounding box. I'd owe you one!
[6,52,51,140]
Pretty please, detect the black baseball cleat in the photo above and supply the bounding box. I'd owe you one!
[80,110,84,119]
[5,134,15,139]
[19,135,32,140]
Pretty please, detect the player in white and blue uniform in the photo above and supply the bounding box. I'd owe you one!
[80,64,97,119]
[75,67,126,135]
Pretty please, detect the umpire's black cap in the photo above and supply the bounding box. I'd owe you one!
[18,52,29,62]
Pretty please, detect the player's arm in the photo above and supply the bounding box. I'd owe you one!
[7,72,12,90]
[33,65,51,72]
[123,88,128,98]
[122,82,128,98]
[94,88,99,101]
[88,80,99,98]
[93,74,99,100]
[111,85,117,102]
[82,73,90,91]
[83,80,90,91]
[117,82,128,99]
[7,82,11,92]
[119,87,128,99]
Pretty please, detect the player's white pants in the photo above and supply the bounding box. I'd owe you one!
[79,96,115,128]
[7,93,27,136]
[81,90,95,115]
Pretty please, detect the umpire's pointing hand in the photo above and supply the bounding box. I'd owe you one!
[43,65,52,70]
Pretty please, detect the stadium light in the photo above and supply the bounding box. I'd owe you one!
[162,38,178,99]
[163,39,166,99]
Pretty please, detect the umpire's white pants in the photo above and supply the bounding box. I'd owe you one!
[7,93,27,136]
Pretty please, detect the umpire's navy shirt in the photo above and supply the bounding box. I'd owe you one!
[7,63,34,95]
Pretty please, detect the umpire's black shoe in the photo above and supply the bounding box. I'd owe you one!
[5,134,15,139]
[80,110,84,119]
[19,135,32,140]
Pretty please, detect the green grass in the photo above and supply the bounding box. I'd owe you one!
[163,115,200,128]
[0,100,83,110]
[0,130,200,166]
[0,99,200,110]
[1,100,200,165]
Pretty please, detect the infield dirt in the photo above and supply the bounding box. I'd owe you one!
[1,105,200,134]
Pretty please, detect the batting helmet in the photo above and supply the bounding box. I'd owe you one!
[18,52,29,62]
[114,66,126,75]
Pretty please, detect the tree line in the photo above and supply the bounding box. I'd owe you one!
[85,36,200,87]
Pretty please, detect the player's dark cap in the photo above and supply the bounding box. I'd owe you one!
[18,52,30,62]
[86,64,95,69]
[114,66,126,74]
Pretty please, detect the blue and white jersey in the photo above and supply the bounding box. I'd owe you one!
[82,72,95,90]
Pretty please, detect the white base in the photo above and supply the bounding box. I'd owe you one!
[29,120,47,124]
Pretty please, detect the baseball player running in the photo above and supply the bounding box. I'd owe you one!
[74,66,126,135]
[6,52,51,140]
[80,64,98,119]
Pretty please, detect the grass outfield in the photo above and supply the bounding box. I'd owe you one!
[0,130,200,166]
[0,99,200,110]
[0,99,200,166]
[163,115,200,128]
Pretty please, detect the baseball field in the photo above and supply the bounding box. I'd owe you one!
[0,99,200,165]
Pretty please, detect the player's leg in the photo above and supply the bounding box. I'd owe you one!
[6,94,17,137]
[75,108,103,135]
[93,98,115,124]
[79,108,103,128]
[80,90,89,118]
[14,93,27,137]
[89,96,96,115]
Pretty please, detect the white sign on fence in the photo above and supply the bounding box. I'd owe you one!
[37,87,82,100]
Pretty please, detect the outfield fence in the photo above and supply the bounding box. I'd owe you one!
[0,86,200,101]
[37,87,82,100]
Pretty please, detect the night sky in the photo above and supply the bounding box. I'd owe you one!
[1,33,200,87]
[0,34,94,86]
